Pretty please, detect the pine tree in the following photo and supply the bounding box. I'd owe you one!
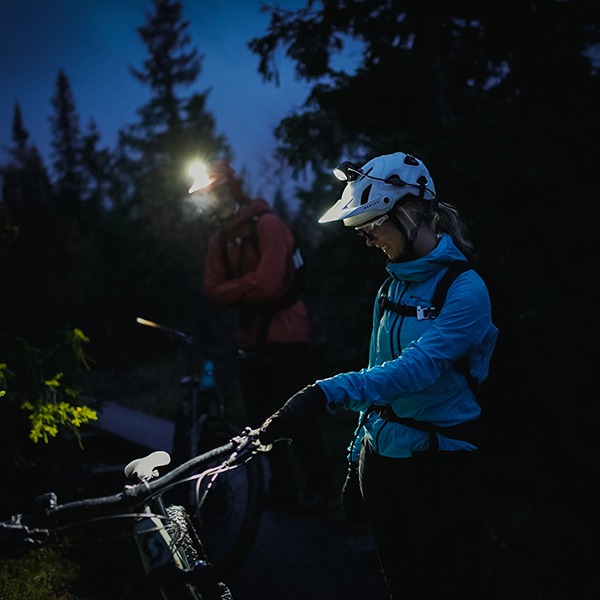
[1,103,52,226]
[129,0,201,133]
[8,102,29,165]
[272,186,291,224]
[0,104,55,342]
[49,69,84,211]
[80,118,112,218]
[104,0,231,347]
[46,70,101,332]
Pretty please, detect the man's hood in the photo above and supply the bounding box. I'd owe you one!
[219,197,271,234]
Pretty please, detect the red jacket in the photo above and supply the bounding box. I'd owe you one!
[204,198,310,348]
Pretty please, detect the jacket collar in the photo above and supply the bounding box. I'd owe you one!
[386,234,468,283]
[219,197,271,234]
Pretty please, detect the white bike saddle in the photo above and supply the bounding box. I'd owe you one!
[124,450,171,480]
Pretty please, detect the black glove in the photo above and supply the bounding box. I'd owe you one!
[341,462,367,525]
[259,383,327,445]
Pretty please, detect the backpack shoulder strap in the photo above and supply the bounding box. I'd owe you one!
[218,209,272,279]
[378,277,393,307]
[434,261,482,399]
[377,261,483,407]
[219,228,234,280]
[248,208,273,258]
[430,261,473,315]
[378,261,472,320]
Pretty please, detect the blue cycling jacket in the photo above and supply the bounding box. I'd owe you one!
[317,234,498,460]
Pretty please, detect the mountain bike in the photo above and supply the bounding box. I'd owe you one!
[136,318,264,580]
[0,428,270,600]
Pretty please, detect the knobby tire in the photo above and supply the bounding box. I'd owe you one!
[156,505,234,600]
[193,418,264,582]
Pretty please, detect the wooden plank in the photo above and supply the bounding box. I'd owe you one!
[94,401,175,451]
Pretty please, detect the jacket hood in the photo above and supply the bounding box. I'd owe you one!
[386,234,467,283]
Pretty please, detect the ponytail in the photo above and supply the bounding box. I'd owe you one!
[432,201,474,259]
[394,195,475,259]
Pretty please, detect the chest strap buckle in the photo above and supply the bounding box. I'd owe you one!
[416,306,436,320]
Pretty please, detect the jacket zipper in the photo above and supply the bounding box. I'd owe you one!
[377,279,411,451]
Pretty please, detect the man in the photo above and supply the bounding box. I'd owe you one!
[196,159,331,509]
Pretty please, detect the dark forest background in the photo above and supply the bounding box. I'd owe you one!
[1,1,599,598]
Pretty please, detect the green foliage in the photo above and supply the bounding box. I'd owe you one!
[0,547,81,600]
[67,328,93,371]
[0,363,12,397]
[21,394,97,445]
[1,329,97,452]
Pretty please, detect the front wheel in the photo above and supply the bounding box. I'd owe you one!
[159,505,234,600]
[192,418,264,581]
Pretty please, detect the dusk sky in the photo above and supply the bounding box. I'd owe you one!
[0,0,361,200]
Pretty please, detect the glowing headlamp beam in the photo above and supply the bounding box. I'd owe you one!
[188,161,212,193]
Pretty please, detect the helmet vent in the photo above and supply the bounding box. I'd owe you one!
[385,174,405,187]
[360,184,372,205]
[404,155,419,166]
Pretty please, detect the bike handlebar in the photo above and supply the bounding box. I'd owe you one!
[136,317,245,361]
[136,318,198,348]
[0,428,269,557]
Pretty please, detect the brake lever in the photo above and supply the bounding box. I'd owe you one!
[224,428,272,468]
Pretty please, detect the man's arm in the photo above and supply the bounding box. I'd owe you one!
[204,214,294,307]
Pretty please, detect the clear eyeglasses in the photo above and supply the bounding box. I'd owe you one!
[355,214,389,240]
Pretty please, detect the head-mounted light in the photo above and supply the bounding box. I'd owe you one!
[188,162,212,193]
[333,159,436,198]
[333,160,413,188]
[333,161,363,182]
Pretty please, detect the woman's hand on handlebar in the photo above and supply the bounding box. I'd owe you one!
[259,384,327,445]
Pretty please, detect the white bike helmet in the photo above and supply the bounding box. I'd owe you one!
[319,152,436,227]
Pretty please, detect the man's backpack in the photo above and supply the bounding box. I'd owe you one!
[219,208,306,345]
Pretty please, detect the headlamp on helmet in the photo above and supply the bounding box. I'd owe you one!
[320,152,436,228]
[333,161,363,182]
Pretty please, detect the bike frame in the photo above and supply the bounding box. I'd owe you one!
[1,429,268,600]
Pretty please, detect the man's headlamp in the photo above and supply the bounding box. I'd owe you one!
[188,162,212,193]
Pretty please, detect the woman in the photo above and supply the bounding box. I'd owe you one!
[260,152,498,599]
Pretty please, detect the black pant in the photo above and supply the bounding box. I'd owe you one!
[360,441,483,600]
[241,343,331,499]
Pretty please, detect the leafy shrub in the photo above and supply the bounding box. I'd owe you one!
[0,547,81,600]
